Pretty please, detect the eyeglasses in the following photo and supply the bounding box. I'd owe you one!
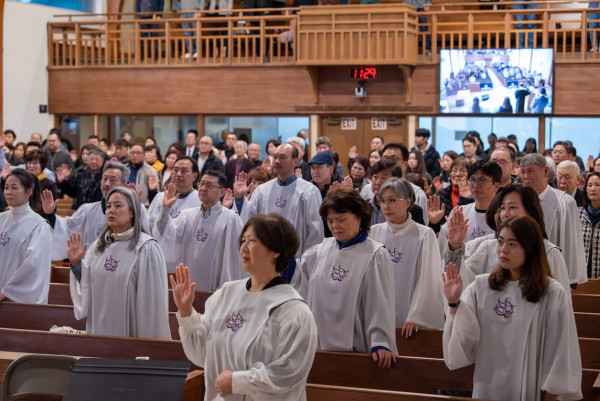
[199,181,222,190]
[383,156,403,162]
[25,161,41,166]
[380,198,405,205]
[467,178,493,186]
[129,151,143,155]
[451,168,468,174]
[173,168,192,174]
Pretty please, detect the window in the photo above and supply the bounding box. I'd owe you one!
[545,118,600,158]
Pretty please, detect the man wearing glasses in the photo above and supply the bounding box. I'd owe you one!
[127,144,159,206]
[490,146,518,191]
[155,170,244,289]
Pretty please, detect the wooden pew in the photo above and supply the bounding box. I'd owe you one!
[48,283,212,313]
[576,279,600,295]
[306,384,475,400]
[573,294,600,314]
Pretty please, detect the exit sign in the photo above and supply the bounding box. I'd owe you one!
[372,118,387,130]
[341,117,357,130]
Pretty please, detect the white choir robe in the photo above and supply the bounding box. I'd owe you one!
[147,190,201,230]
[292,237,398,355]
[177,279,318,401]
[444,275,582,401]
[370,219,445,328]
[360,183,429,225]
[153,202,247,290]
[437,203,494,256]
[539,185,588,284]
[0,206,52,303]
[69,233,171,340]
[51,200,151,261]
[234,178,324,260]
[444,233,572,294]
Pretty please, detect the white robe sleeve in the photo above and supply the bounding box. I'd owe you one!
[405,230,445,329]
[557,196,587,284]
[300,187,325,255]
[414,188,429,226]
[131,240,171,340]
[359,248,398,355]
[152,206,187,265]
[437,223,449,256]
[140,205,151,234]
[547,247,571,295]
[231,302,318,398]
[443,282,480,370]
[1,222,52,304]
[147,193,163,230]
[177,290,222,368]
[217,213,248,286]
[291,245,319,299]
[233,189,261,223]
[51,206,89,261]
[69,241,98,320]
[539,285,582,400]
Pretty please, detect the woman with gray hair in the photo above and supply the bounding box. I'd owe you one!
[66,187,171,340]
[370,178,444,337]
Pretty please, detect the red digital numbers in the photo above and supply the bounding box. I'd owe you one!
[351,67,377,80]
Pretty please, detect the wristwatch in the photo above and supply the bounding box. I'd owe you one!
[448,300,461,308]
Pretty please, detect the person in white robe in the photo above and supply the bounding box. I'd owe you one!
[173,213,317,400]
[147,156,201,229]
[438,160,502,254]
[0,170,52,303]
[233,143,324,282]
[370,178,445,335]
[67,187,171,340]
[444,184,571,294]
[292,188,397,368]
[41,162,150,261]
[442,215,582,401]
[153,170,246,288]
[520,153,587,285]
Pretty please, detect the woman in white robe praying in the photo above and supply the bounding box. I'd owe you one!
[0,169,52,303]
[444,184,571,294]
[67,187,171,340]
[442,215,582,401]
[370,178,444,336]
[292,188,398,368]
[173,213,317,400]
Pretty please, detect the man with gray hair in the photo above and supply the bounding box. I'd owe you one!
[557,160,584,207]
[520,153,587,285]
[287,137,311,181]
[41,161,151,260]
[225,140,254,189]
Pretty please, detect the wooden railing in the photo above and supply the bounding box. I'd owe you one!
[48,2,600,68]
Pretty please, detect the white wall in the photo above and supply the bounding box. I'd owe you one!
[3,1,87,140]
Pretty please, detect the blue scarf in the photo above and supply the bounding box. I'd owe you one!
[587,204,600,229]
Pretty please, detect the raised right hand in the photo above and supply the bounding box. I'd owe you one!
[41,189,56,215]
[55,163,72,183]
[162,183,179,208]
[442,262,463,304]
[1,164,10,181]
[588,155,595,171]
[233,172,249,199]
[69,150,78,162]
[348,146,358,159]
[295,168,303,180]
[261,157,271,169]
[67,232,88,267]
[222,188,234,209]
[458,177,472,199]
[170,264,196,318]
[432,176,443,192]
[447,207,470,251]
[427,194,446,225]
[149,173,159,191]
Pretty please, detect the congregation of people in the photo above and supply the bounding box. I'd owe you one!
[1,125,598,400]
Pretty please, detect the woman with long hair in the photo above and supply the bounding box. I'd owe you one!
[435,150,458,191]
[407,150,429,179]
[369,149,382,168]
[579,172,600,278]
[161,149,181,190]
[523,137,537,154]
[443,215,582,401]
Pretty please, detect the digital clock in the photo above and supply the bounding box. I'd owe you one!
[350,67,377,80]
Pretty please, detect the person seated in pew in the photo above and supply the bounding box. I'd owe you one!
[41,161,150,261]
[369,178,445,337]
[153,170,246,288]
[442,215,582,401]
[172,213,318,400]
[444,184,571,294]
[291,188,398,369]
[66,187,171,340]
[0,170,52,303]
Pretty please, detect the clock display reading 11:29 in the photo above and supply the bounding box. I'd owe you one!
[350,67,377,80]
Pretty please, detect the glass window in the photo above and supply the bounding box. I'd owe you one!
[112,116,198,151]
[492,117,539,154]
[545,118,600,158]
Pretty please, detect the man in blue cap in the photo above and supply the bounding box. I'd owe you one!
[308,151,343,237]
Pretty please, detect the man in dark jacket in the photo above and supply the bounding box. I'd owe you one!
[413,128,441,178]
[198,136,225,177]
[57,148,105,210]
[225,141,256,189]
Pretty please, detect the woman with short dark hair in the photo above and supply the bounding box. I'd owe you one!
[350,156,371,191]
[443,215,582,401]
[24,149,57,200]
[292,188,397,369]
[172,213,318,400]
[436,156,472,216]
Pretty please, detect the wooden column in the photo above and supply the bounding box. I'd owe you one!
[93,115,102,137]
[197,115,205,138]
[538,116,546,152]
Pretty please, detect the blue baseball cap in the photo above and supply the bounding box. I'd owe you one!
[308,152,334,166]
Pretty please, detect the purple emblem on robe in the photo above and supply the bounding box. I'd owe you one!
[275,197,287,208]
[330,265,348,282]
[196,229,209,242]
[388,248,403,264]
[494,297,515,318]
[0,232,10,247]
[471,227,485,239]
[104,256,119,272]
[170,208,181,218]
[226,310,246,332]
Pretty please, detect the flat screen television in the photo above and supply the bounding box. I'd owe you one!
[439,49,554,115]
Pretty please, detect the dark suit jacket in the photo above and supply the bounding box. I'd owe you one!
[575,188,585,207]
[297,161,312,182]
[185,146,199,160]
[225,158,255,189]
[200,151,225,176]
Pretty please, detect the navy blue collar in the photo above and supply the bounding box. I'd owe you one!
[336,230,368,249]
[277,174,298,187]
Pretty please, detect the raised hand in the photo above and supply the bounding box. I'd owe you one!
[55,163,72,184]
[261,157,271,169]
[587,155,594,172]
[328,181,341,193]
[148,173,159,191]
[447,207,470,251]
[422,176,431,196]
[162,183,179,208]
[169,264,196,318]
[67,232,88,267]
[458,177,472,199]
[233,172,249,199]
[442,262,463,304]
[348,146,358,159]
[126,183,143,204]
[401,322,419,338]
[222,188,234,209]
[0,134,5,149]
[69,150,78,162]
[427,194,446,225]
[432,176,443,192]
[341,175,353,189]
[295,168,303,180]
[41,189,57,215]
[372,348,396,369]
[1,164,10,181]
